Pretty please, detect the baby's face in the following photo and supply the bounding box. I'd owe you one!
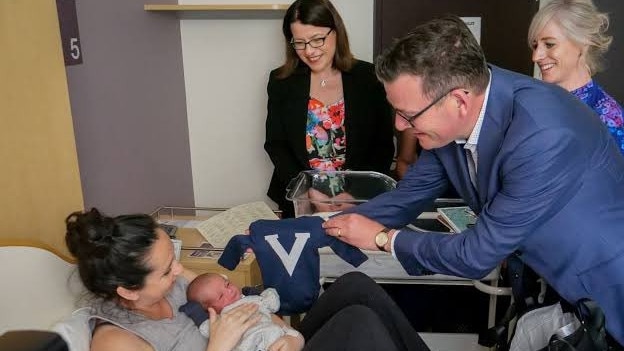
[201,275,241,313]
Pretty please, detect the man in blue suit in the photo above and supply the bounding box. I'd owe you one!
[323,16,624,345]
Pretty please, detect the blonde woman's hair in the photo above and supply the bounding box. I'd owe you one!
[528,0,612,75]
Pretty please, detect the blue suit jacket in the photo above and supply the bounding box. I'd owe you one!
[354,65,624,343]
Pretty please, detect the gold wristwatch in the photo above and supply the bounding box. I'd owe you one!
[374,227,392,251]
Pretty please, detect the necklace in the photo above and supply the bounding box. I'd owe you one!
[317,70,338,88]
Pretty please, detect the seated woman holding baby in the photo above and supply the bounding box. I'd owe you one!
[66,208,431,351]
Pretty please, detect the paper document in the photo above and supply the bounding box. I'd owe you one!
[436,206,477,233]
[196,201,279,248]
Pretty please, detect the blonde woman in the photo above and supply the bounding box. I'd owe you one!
[529,0,624,155]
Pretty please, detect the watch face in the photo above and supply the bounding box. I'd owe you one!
[375,232,389,247]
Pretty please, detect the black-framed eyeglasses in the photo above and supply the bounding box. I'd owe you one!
[291,29,333,51]
[395,87,460,128]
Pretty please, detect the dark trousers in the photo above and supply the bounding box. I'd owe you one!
[608,333,624,350]
[299,272,430,351]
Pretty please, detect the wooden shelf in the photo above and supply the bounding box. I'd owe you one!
[144,4,289,12]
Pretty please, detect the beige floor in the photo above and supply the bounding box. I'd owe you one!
[420,333,489,351]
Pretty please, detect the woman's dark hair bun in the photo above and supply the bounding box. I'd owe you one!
[65,208,117,259]
[64,208,157,299]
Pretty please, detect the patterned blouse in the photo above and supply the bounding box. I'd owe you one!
[571,80,624,155]
[306,97,346,194]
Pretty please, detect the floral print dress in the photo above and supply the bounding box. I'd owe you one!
[571,80,624,155]
[306,97,346,195]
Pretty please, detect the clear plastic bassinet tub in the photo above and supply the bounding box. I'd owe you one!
[285,170,397,218]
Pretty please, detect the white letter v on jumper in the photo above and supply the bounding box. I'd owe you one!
[264,233,311,276]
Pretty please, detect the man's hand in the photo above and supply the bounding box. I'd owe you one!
[322,213,385,250]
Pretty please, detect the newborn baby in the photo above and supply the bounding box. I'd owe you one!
[180,273,300,351]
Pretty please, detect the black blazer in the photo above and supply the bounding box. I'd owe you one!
[264,60,395,215]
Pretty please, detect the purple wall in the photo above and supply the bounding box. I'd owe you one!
[66,0,194,215]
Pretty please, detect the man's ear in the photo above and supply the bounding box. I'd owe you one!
[450,89,470,116]
[117,286,140,301]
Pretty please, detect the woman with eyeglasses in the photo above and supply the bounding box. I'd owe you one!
[264,0,395,217]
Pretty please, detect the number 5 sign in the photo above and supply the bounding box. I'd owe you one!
[55,0,83,65]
